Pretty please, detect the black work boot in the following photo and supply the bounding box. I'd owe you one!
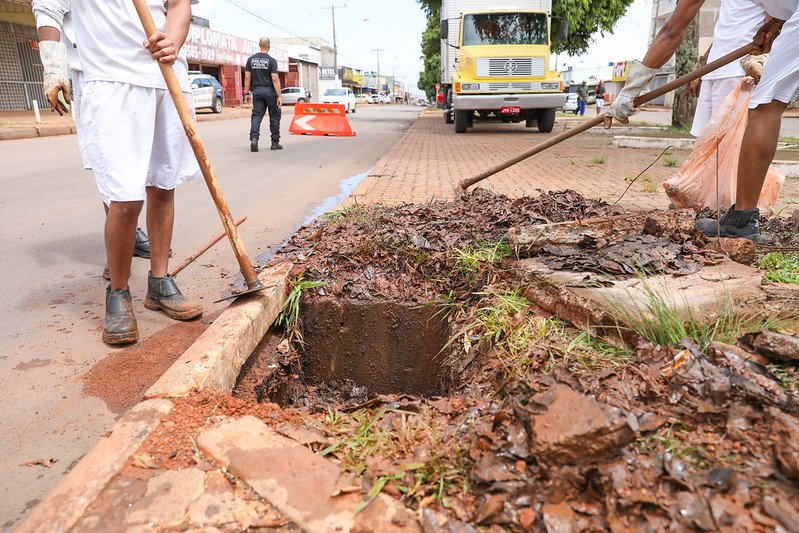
[144,273,203,321]
[133,228,150,258]
[250,138,259,152]
[696,205,762,243]
[103,286,138,345]
[270,142,283,150]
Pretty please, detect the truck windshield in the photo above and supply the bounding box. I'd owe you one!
[462,13,548,46]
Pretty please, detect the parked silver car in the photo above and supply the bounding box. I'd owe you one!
[281,86,311,105]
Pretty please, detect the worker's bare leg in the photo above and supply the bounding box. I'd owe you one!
[106,201,142,290]
[143,186,202,321]
[145,186,173,277]
[735,100,788,210]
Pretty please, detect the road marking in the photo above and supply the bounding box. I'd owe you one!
[295,115,315,131]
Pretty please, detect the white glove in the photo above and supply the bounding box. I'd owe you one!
[39,40,71,115]
[605,60,655,128]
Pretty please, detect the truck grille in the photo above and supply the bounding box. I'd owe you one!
[487,82,540,92]
[477,57,545,78]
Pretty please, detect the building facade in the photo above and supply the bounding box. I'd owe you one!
[648,0,720,106]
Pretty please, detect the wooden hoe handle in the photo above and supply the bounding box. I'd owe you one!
[131,0,260,286]
[458,20,781,192]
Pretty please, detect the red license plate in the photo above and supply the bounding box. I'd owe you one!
[500,106,521,115]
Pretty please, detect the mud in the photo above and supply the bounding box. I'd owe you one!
[81,316,212,412]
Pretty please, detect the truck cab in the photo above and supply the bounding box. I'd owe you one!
[441,1,566,133]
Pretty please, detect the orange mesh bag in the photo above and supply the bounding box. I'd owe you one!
[663,77,784,213]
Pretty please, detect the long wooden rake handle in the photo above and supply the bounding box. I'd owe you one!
[132,0,261,289]
[458,21,780,192]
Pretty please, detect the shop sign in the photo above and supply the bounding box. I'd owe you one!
[339,67,354,83]
[184,24,289,72]
[352,72,364,85]
[612,61,631,82]
[319,66,337,80]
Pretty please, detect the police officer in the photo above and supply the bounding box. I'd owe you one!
[244,37,283,152]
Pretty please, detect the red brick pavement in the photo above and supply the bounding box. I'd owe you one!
[350,112,799,214]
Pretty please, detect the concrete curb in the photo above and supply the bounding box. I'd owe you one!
[773,160,799,178]
[15,399,174,533]
[146,261,291,398]
[18,261,291,530]
[612,135,695,150]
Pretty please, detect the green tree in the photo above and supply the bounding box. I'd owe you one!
[418,0,441,99]
[671,14,699,128]
[416,0,637,92]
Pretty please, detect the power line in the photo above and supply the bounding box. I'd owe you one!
[225,0,318,46]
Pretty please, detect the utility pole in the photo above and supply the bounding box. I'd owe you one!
[371,48,384,96]
[323,4,346,73]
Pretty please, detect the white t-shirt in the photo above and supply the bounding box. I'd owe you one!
[704,0,766,80]
[32,0,81,72]
[70,0,191,91]
[754,0,799,20]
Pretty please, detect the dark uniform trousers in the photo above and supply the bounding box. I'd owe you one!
[250,86,281,143]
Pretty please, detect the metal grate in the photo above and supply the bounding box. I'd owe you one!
[477,57,545,78]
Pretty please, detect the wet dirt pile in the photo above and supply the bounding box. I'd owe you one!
[264,188,617,302]
[213,190,799,530]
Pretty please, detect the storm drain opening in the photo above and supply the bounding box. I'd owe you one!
[233,297,452,407]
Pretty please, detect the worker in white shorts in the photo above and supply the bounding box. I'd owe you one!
[33,0,159,278]
[606,0,795,242]
[689,0,767,136]
[37,0,203,345]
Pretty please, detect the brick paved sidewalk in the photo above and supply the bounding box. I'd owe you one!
[351,112,799,213]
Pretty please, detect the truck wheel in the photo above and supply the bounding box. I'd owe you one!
[444,108,454,124]
[454,110,469,133]
[444,88,454,124]
[525,112,536,128]
[538,108,556,133]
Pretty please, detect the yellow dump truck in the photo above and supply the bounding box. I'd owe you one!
[441,0,567,133]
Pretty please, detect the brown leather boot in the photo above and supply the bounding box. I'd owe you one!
[144,273,203,321]
[103,286,138,345]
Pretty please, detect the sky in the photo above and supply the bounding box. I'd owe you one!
[192,0,654,95]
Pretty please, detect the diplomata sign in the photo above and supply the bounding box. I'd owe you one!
[184,25,289,72]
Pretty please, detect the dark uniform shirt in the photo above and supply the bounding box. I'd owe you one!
[246,52,278,89]
[596,85,606,100]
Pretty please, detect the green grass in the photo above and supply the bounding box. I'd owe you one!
[639,176,660,193]
[451,242,512,277]
[640,423,707,468]
[318,406,471,510]
[608,277,786,350]
[769,364,799,391]
[756,252,799,284]
[592,155,607,165]
[275,276,326,342]
[663,156,679,167]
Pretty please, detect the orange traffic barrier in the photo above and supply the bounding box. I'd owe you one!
[289,103,356,137]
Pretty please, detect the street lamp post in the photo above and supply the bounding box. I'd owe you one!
[371,48,384,97]
[323,4,346,74]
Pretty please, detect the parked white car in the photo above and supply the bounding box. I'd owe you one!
[281,86,311,105]
[321,88,357,113]
[378,93,391,105]
[562,93,578,113]
[189,72,224,113]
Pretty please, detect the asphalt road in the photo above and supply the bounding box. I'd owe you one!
[0,104,419,528]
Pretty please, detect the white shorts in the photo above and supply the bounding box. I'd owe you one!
[70,70,91,170]
[750,6,799,107]
[595,98,604,109]
[80,81,201,205]
[691,77,743,136]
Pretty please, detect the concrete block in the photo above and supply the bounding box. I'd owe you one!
[145,262,291,398]
[15,399,174,533]
[0,127,38,141]
[198,416,420,532]
[36,125,73,137]
[612,135,695,150]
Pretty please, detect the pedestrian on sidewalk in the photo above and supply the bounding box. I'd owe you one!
[36,0,204,345]
[595,81,606,115]
[244,37,282,152]
[32,0,152,280]
[606,0,791,242]
[576,81,588,116]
